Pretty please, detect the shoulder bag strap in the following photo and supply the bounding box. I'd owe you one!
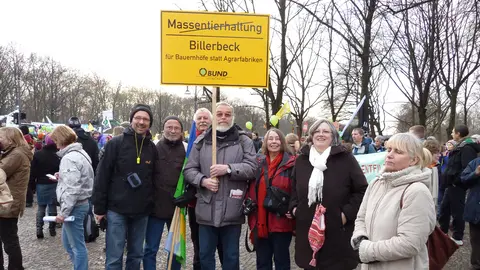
[399,183,414,209]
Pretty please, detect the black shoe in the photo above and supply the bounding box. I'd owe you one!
[49,228,56,237]
[36,229,44,239]
[26,203,33,208]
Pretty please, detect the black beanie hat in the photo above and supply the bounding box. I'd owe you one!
[130,104,153,128]
[163,116,183,132]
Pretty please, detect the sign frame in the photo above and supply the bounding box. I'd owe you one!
[161,10,270,88]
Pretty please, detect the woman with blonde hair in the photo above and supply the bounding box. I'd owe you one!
[0,127,33,270]
[352,132,436,269]
[50,125,94,270]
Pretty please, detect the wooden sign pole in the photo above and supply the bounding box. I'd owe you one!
[211,87,218,185]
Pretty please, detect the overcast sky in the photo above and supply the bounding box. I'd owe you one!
[0,0,402,132]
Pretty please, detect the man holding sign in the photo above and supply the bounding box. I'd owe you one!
[184,102,257,270]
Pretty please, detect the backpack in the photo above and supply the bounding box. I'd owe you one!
[84,206,99,243]
[0,169,13,215]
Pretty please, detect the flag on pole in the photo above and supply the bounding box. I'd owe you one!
[102,117,112,132]
[275,101,291,119]
[87,123,95,132]
[164,121,197,266]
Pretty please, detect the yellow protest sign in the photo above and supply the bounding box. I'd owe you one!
[161,11,270,88]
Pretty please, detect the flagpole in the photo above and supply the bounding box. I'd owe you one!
[167,207,180,270]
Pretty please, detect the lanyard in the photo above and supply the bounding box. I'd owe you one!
[135,133,145,164]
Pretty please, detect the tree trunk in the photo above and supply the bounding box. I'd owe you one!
[446,88,458,139]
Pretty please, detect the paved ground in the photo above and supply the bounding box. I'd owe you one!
[2,203,474,269]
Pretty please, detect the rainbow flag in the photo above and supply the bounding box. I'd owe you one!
[165,121,197,266]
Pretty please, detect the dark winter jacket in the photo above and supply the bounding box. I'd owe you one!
[184,125,257,227]
[253,138,263,153]
[152,137,186,219]
[289,144,368,270]
[74,128,99,173]
[461,157,480,224]
[29,144,60,185]
[247,153,296,233]
[92,127,157,217]
[445,138,480,188]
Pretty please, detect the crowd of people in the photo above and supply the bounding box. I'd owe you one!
[0,102,479,270]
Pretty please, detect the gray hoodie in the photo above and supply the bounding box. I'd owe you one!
[56,143,94,217]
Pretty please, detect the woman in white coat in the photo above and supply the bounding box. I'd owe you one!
[351,133,436,269]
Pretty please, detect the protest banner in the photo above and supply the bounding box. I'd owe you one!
[354,152,387,184]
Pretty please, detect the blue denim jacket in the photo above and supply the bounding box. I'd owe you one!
[460,157,480,224]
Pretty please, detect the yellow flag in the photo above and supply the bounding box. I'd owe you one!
[88,123,95,132]
[275,101,291,118]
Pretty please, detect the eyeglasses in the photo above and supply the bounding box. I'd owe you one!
[133,116,150,123]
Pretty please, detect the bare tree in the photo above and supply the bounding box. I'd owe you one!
[436,0,480,136]
[383,0,438,127]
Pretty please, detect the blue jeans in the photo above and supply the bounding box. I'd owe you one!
[105,210,149,270]
[143,216,181,270]
[199,224,241,270]
[62,203,89,270]
[256,232,292,270]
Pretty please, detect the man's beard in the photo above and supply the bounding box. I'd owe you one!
[217,121,234,132]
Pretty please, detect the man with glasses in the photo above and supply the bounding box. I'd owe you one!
[184,102,257,270]
[143,116,186,270]
[92,104,158,270]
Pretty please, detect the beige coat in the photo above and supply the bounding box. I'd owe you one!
[352,166,436,270]
[0,145,33,218]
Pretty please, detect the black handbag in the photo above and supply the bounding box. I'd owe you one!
[262,166,290,216]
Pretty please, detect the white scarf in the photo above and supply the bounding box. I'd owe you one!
[308,146,331,206]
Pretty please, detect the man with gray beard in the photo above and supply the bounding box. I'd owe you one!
[143,116,186,270]
[184,102,257,270]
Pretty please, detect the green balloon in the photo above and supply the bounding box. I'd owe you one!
[270,115,279,126]
[245,121,253,130]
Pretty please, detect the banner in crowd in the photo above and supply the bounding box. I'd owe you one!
[354,152,387,184]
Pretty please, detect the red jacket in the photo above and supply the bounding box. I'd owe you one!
[247,153,296,233]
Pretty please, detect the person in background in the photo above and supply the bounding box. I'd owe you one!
[252,131,263,153]
[352,128,375,155]
[247,128,296,270]
[409,125,426,141]
[439,124,480,246]
[0,127,33,270]
[68,117,99,173]
[50,125,94,270]
[352,133,436,269]
[98,126,125,161]
[438,140,457,219]
[373,135,386,152]
[30,134,60,239]
[285,133,301,154]
[460,157,480,270]
[289,119,368,270]
[423,139,441,206]
[19,125,35,207]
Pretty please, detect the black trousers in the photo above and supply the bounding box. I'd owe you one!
[471,223,480,269]
[0,218,24,270]
[188,206,223,270]
[439,186,466,240]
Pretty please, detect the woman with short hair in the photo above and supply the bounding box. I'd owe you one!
[30,134,61,238]
[289,119,368,270]
[0,127,33,270]
[50,125,94,270]
[352,133,436,269]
